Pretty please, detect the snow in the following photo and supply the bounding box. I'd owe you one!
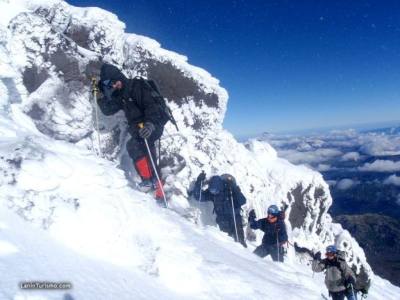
[0,0,399,299]
[0,124,336,299]
[0,0,28,27]
[0,144,398,299]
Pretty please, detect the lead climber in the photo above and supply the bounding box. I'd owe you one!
[190,172,247,247]
[96,63,172,205]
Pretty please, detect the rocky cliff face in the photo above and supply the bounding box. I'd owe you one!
[0,0,371,280]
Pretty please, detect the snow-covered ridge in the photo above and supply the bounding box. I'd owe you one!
[0,0,399,298]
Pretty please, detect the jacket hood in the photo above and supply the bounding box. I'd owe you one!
[99,63,128,92]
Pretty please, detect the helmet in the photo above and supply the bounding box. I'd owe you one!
[326,245,337,254]
[267,205,280,216]
[208,176,223,195]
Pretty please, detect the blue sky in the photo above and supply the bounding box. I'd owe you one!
[68,0,400,137]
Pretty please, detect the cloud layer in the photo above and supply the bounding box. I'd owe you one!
[359,160,400,172]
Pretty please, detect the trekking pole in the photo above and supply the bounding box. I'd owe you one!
[198,178,203,204]
[139,123,168,208]
[276,233,280,262]
[350,283,356,300]
[229,186,240,243]
[196,177,203,224]
[91,77,102,157]
[157,138,161,168]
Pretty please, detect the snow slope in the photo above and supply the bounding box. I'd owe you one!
[1,125,398,299]
[0,0,399,298]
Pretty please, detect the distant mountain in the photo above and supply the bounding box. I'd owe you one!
[336,214,400,287]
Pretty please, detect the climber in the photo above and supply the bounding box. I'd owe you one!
[190,172,247,247]
[97,63,168,205]
[312,245,358,300]
[248,205,288,262]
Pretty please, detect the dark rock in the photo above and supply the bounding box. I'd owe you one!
[23,66,49,93]
[335,213,400,287]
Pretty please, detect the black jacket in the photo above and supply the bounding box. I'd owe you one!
[97,64,164,130]
[249,216,288,246]
[192,180,246,216]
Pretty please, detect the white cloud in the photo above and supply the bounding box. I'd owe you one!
[317,164,331,171]
[383,174,400,186]
[360,135,400,156]
[336,178,357,190]
[326,180,337,186]
[278,148,342,165]
[341,152,360,161]
[359,160,400,172]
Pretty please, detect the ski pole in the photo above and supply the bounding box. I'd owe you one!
[229,186,239,243]
[139,123,168,208]
[91,77,102,157]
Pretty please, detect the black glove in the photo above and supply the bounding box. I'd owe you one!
[197,171,206,183]
[346,277,356,287]
[314,251,322,260]
[139,122,155,139]
[248,209,256,222]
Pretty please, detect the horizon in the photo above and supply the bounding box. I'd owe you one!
[236,119,400,141]
[67,0,400,137]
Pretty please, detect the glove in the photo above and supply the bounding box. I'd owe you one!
[346,277,356,287]
[248,209,256,222]
[361,292,368,299]
[197,171,206,183]
[313,251,322,260]
[139,122,155,139]
[281,243,288,255]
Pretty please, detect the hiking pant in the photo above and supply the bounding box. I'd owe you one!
[254,244,284,262]
[217,215,247,247]
[126,125,163,162]
[329,290,357,300]
[127,125,164,182]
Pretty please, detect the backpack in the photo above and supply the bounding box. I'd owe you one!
[208,176,224,195]
[138,78,178,130]
[336,250,371,293]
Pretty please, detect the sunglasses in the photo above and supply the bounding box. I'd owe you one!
[102,79,115,89]
[326,252,336,257]
[101,79,117,100]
